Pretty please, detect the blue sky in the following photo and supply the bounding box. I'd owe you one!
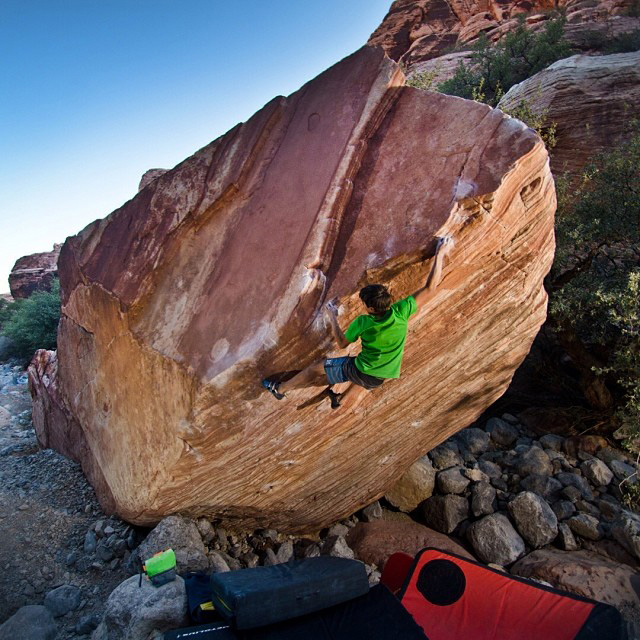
[0,0,391,293]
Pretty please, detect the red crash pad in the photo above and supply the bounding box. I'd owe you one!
[398,548,627,640]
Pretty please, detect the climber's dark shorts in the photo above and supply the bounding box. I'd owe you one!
[324,356,385,390]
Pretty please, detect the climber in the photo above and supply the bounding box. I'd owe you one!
[262,236,454,408]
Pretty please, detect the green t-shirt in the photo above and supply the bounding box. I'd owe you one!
[344,296,417,379]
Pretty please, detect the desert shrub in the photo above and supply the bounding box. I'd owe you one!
[500,98,558,150]
[407,67,440,91]
[0,279,61,363]
[547,125,640,450]
[438,17,573,105]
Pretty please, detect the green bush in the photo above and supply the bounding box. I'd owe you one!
[547,125,640,450]
[0,279,61,363]
[438,17,573,106]
[500,98,557,150]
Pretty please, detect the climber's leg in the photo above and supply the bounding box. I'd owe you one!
[277,359,326,394]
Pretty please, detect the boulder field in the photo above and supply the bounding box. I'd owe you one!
[29,45,555,532]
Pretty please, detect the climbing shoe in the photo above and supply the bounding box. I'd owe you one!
[326,389,341,410]
[262,379,285,400]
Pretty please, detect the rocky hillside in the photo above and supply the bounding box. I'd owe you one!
[369,0,640,73]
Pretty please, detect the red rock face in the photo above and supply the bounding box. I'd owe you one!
[9,244,61,299]
[36,46,555,532]
[499,52,640,176]
[369,0,639,73]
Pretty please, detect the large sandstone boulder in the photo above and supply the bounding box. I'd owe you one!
[9,244,61,299]
[499,51,640,175]
[32,46,555,532]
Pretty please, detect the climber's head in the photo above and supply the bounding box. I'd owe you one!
[359,284,392,317]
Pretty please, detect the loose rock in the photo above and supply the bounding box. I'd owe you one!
[436,467,470,495]
[322,535,354,559]
[0,605,57,640]
[581,458,614,487]
[91,574,188,640]
[43,584,82,618]
[567,514,602,541]
[385,455,435,512]
[421,495,469,534]
[611,510,640,561]
[508,491,558,548]
[456,428,490,455]
[467,513,525,565]
[487,418,519,448]
[138,515,208,573]
[516,447,553,477]
[471,482,496,517]
[429,444,463,471]
[556,523,579,551]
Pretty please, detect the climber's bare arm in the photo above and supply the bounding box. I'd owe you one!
[412,236,453,308]
[324,303,350,349]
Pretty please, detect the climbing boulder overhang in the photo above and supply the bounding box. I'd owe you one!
[32,46,555,532]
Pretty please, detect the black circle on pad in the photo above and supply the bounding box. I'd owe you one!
[416,559,466,606]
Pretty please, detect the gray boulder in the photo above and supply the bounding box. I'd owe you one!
[0,605,57,640]
[44,584,82,617]
[422,495,468,534]
[556,522,579,551]
[508,491,558,548]
[567,514,602,541]
[138,515,208,573]
[552,500,576,521]
[516,447,553,476]
[467,514,525,565]
[456,428,490,455]
[385,455,435,512]
[539,434,564,451]
[478,459,502,479]
[611,510,640,560]
[196,518,216,545]
[76,614,101,635]
[520,474,562,499]
[429,443,463,470]
[208,551,230,573]
[580,458,613,487]
[610,460,638,483]
[486,418,519,448]
[555,472,594,501]
[471,482,496,517]
[361,501,383,522]
[322,535,355,559]
[92,575,187,640]
[436,467,470,495]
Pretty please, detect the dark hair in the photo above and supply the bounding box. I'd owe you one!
[359,284,392,316]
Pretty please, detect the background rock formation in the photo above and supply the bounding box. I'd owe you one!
[369,0,640,75]
[33,46,555,532]
[9,244,61,299]
[499,51,640,175]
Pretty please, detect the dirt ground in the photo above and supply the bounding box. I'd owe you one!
[0,363,140,638]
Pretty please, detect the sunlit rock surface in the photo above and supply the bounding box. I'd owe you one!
[32,46,555,532]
